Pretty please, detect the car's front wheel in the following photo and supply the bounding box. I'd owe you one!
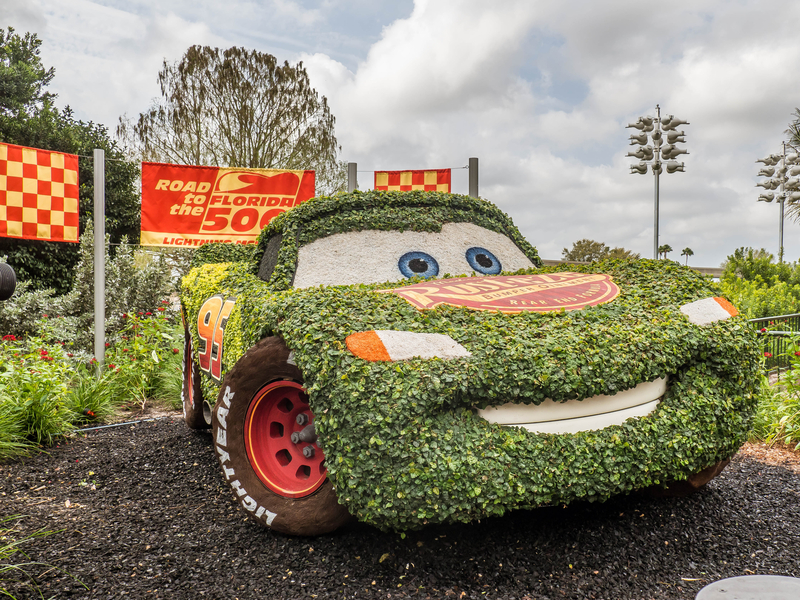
[212,336,351,536]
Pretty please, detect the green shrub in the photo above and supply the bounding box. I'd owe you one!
[752,334,800,448]
[0,222,176,353]
[718,247,800,319]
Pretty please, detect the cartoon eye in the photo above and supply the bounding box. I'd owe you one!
[398,251,439,279]
[466,247,502,275]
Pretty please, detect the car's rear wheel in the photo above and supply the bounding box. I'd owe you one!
[182,326,210,429]
[212,336,351,536]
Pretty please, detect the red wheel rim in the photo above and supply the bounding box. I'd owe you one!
[244,380,327,498]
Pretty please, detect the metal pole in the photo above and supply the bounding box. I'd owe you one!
[653,105,661,260]
[93,149,105,377]
[779,142,786,263]
[654,168,660,259]
[347,162,357,193]
[468,157,479,197]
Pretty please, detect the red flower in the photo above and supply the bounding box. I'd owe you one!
[764,352,773,358]
[760,328,767,333]
[157,307,165,311]
[795,351,800,357]
[67,353,74,357]
[108,363,116,369]
[145,312,152,316]
[123,348,129,353]
[161,299,169,304]
[2,334,17,341]
[172,348,179,354]
[122,313,128,319]
[89,358,98,365]
[105,342,110,347]
[42,314,48,318]
[137,312,144,315]
[39,349,48,355]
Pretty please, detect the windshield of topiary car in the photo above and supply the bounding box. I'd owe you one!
[289,222,536,288]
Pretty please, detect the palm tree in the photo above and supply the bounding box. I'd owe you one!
[657,244,673,260]
[681,247,694,265]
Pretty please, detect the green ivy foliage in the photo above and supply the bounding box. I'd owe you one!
[191,242,257,270]
[182,192,760,531]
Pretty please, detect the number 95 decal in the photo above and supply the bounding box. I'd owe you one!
[197,295,236,381]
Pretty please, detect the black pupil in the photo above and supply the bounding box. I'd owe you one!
[476,254,493,268]
[409,258,429,273]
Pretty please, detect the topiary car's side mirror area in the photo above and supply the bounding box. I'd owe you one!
[180,191,761,535]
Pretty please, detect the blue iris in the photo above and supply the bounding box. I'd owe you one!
[466,247,502,275]
[398,251,439,278]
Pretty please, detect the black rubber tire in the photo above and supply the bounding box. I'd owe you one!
[212,336,351,536]
[0,264,16,302]
[182,327,210,429]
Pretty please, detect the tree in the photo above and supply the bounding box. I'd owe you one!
[562,239,640,262]
[658,244,673,260]
[681,247,694,265]
[0,28,140,294]
[0,27,54,117]
[784,108,800,224]
[117,45,346,195]
[562,239,609,262]
[606,246,641,260]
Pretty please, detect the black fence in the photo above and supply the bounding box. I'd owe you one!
[749,313,800,371]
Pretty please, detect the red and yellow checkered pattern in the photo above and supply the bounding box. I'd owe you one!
[0,142,80,242]
[374,169,450,192]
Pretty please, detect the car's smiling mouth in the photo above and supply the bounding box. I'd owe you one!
[477,377,668,434]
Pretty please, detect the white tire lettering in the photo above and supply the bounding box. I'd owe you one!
[217,406,229,429]
[223,465,235,480]
[216,428,227,447]
[231,480,247,497]
[265,510,277,526]
[222,386,234,407]
[216,446,231,464]
[242,496,257,511]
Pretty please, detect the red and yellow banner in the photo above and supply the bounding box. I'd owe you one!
[141,162,315,247]
[0,142,79,242]
[374,169,450,192]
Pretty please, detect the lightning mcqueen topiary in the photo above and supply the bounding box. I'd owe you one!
[180,190,760,535]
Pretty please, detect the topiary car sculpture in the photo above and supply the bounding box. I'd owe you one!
[180,190,760,535]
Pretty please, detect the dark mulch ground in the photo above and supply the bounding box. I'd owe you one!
[1,414,800,600]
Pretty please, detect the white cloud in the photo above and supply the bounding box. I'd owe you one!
[10,0,800,266]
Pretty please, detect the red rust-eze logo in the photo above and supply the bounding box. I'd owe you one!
[381,272,620,313]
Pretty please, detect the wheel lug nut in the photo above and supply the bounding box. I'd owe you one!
[302,446,315,459]
[290,432,301,444]
[296,413,309,426]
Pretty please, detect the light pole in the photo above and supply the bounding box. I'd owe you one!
[756,141,800,263]
[626,105,689,259]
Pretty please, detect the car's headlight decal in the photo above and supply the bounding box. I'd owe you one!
[679,296,738,325]
[346,330,471,362]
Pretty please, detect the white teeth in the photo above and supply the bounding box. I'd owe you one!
[477,377,667,435]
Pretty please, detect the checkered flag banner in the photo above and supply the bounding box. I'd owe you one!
[374,169,451,192]
[0,142,80,242]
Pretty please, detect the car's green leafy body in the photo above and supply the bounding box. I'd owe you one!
[181,190,761,532]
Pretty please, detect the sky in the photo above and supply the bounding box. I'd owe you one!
[4,0,800,267]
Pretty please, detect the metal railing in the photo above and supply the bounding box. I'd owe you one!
[749,313,800,371]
